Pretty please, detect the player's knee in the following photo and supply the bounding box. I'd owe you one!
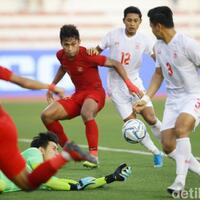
[144,115,157,126]
[161,138,175,154]
[41,110,52,123]
[81,111,94,121]
[174,126,187,138]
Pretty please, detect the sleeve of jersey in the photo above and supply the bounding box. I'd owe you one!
[56,50,63,63]
[155,58,160,69]
[0,66,12,81]
[99,32,111,50]
[88,55,107,66]
[23,148,44,170]
[43,177,78,191]
[184,37,200,66]
[154,46,161,68]
[144,36,154,56]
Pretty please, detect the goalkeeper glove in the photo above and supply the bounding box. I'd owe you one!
[105,163,132,184]
[113,163,132,181]
[77,177,96,190]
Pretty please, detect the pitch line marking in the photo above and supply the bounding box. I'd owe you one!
[18,138,200,161]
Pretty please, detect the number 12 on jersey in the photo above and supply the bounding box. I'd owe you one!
[121,52,131,65]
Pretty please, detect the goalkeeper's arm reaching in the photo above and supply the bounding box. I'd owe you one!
[44,163,132,191]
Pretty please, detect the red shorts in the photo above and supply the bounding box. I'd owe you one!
[0,107,26,179]
[58,89,106,119]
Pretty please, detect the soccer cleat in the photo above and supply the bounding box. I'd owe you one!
[63,141,97,163]
[83,156,99,169]
[167,181,184,195]
[113,163,132,181]
[153,153,163,168]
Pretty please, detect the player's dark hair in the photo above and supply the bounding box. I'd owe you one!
[147,6,174,28]
[124,6,142,19]
[31,131,59,148]
[60,24,80,42]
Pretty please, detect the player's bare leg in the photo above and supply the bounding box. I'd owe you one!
[11,170,31,191]
[81,98,99,168]
[141,106,161,140]
[140,106,163,167]
[125,112,163,168]
[41,102,69,146]
[161,129,176,155]
[167,113,199,194]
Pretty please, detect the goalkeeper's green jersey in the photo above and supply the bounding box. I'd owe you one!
[0,147,78,192]
[0,147,106,193]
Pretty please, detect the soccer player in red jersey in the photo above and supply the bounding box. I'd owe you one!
[0,66,96,191]
[41,24,142,168]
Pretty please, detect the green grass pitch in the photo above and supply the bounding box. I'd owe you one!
[1,99,200,200]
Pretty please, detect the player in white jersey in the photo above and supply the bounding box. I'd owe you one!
[134,6,200,195]
[88,6,163,168]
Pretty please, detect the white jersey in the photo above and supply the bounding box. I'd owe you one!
[99,28,154,93]
[154,33,200,97]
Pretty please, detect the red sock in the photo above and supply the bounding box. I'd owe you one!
[85,119,98,156]
[28,154,67,189]
[45,121,68,147]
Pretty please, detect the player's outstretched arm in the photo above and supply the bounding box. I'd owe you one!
[104,58,143,98]
[9,73,65,98]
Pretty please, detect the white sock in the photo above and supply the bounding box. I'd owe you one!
[168,149,200,175]
[140,131,160,155]
[168,149,176,160]
[189,155,200,175]
[175,138,191,184]
[150,118,161,140]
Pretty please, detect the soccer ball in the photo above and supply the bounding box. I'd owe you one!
[122,119,146,144]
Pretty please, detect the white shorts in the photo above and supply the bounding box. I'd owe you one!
[161,94,200,131]
[108,76,153,120]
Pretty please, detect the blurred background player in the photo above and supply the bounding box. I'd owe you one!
[0,132,132,193]
[134,6,200,194]
[87,6,163,168]
[41,24,141,168]
[0,65,95,192]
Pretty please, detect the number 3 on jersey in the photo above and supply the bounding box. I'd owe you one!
[166,62,173,76]
[195,98,200,109]
[121,52,131,65]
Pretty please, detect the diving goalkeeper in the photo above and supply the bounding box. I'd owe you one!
[0,131,131,193]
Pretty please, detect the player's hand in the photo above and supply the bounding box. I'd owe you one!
[133,94,150,113]
[77,177,96,190]
[47,84,65,104]
[133,100,146,113]
[130,89,144,99]
[125,79,143,99]
[53,86,65,99]
[120,166,132,181]
[46,90,54,104]
[113,163,132,181]
[86,48,99,56]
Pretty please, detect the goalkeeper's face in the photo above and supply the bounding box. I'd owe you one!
[40,141,59,161]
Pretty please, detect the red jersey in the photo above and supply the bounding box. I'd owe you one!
[56,47,106,91]
[0,66,12,81]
